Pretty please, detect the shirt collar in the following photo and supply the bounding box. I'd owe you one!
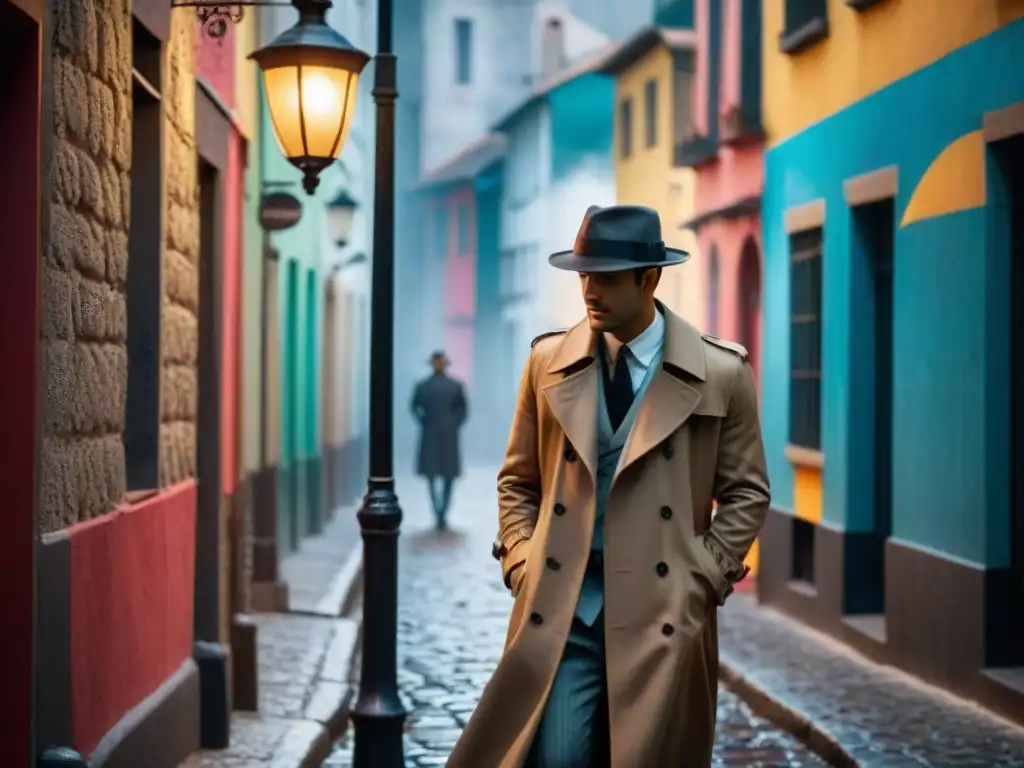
[603,307,665,371]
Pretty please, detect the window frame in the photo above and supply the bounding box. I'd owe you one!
[619,97,633,159]
[779,0,828,55]
[644,77,658,149]
[788,226,823,452]
[454,18,473,85]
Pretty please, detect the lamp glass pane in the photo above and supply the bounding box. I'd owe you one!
[263,65,305,158]
[263,65,360,160]
[299,66,359,158]
[329,206,356,244]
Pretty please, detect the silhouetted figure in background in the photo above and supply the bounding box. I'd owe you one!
[411,351,468,529]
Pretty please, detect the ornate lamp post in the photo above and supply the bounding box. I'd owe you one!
[326,189,359,248]
[174,0,407,765]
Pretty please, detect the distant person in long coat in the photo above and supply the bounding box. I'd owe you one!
[411,350,468,529]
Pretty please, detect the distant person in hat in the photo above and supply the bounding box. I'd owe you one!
[449,205,770,767]
[410,350,468,529]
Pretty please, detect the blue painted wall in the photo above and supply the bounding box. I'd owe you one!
[761,20,1024,568]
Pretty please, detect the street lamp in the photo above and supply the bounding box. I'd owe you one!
[176,0,407,764]
[249,0,370,194]
[327,188,359,248]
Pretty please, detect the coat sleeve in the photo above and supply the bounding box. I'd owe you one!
[495,350,542,587]
[455,382,468,427]
[410,383,424,423]
[699,359,770,605]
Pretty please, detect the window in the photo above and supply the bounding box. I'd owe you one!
[780,0,828,54]
[672,50,694,145]
[644,78,658,148]
[454,18,473,84]
[619,98,633,159]
[434,205,448,262]
[457,203,470,254]
[789,227,823,450]
[124,19,164,491]
[707,246,720,336]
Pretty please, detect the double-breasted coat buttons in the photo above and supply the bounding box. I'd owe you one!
[660,505,673,520]
[546,557,561,571]
[661,441,674,459]
[530,612,544,626]
[553,503,566,516]
[656,562,669,577]
[564,446,577,462]
[661,623,674,637]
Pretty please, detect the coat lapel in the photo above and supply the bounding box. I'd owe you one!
[615,306,708,480]
[541,320,599,478]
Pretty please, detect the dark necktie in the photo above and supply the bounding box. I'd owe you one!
[605,347,634,432]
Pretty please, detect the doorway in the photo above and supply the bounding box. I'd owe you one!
[846,198,894,629]
[738,236,762,379]
[0,3,40,762]
[195,157,224,647]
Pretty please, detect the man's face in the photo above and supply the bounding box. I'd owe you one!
[432,358,446,373]
[579,268,659,332]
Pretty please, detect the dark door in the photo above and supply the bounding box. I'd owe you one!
[1009,139,1024,608]
[0,3,40,762]
[195,158,223,644]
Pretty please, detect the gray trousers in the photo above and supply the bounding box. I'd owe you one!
[527,612,609,768]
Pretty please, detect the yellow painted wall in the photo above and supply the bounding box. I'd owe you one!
[613,45,705,328]
[235,9,259,139]
[763,0,1024,144]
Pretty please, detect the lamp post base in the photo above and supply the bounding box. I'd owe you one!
[352,483,407,768]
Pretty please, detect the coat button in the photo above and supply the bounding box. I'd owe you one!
[660,506,673,520]
[564,446,577,462]
[656,562,669,577]
[661,623,674,636]
[530,612,544,625]
[661,442,674,459]
[553,503,566,516]
[546,557,561,571]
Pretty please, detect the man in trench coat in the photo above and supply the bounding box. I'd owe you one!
[447,205,770,767]
[411,350,468,529]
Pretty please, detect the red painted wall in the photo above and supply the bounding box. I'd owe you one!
[443,186,476,388]
[0,5,41,763]
[68,482,197,757]
[221,129,244,494]
[194,21,236,110]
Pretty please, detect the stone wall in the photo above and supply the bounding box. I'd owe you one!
[40,0,199,533]
[161,14,199,488]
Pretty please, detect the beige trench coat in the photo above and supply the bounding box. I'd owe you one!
[447,306,770,768]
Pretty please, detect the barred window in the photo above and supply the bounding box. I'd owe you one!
[789,228,822,450]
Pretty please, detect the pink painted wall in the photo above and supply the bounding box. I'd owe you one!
[442,186,476,389]
[221,129,244,495]
[194,22,236,109]
[693,0,764,383]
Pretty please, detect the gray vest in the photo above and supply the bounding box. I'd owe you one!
[574,342,663,627]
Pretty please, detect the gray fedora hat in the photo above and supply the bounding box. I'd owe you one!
[548,204,689,272]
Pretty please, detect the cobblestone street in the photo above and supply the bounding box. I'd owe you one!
[326,467,824,767]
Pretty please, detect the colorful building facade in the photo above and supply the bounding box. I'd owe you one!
[600,25,705,329]
[685,0,763,378]
[758,0,1024,725]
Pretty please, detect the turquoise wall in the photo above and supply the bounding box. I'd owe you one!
[549,74,614,181]
[761,20,1024,568]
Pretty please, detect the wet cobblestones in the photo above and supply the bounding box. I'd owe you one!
[327,469,823,767]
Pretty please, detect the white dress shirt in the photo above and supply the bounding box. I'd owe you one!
[602,308,666,394]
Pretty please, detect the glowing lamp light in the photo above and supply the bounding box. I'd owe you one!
[250,2,370,195]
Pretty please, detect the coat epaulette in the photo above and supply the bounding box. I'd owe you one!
[701,334,749,362]
[531,329,568,348]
